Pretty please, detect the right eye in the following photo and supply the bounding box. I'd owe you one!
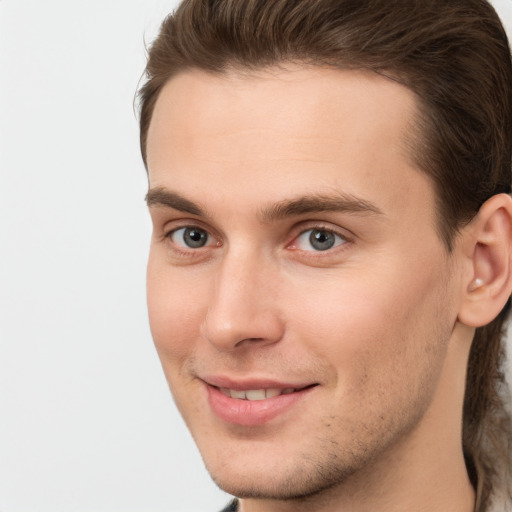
[167,227,212,249]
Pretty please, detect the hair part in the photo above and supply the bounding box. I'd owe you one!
[138,1,512,508]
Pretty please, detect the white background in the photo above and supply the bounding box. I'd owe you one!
[1,1,511,511]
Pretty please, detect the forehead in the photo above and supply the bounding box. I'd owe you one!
[146,65,434,224]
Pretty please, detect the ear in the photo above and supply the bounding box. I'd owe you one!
[457,193,512,327]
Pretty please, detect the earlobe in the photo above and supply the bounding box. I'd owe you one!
[457,193,512,328]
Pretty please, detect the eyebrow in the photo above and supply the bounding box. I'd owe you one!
[146,187,383,221]
[146,187,206,216]
[260,193,384,222]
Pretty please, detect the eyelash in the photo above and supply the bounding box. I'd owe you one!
[163,223,351,259]
[164,225,218,259]
[289,226,348,252]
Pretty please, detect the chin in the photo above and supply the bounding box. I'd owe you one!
[194,403,427,503]
[203,444,368,502]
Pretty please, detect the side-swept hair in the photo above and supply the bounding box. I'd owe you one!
[138,1,512,509]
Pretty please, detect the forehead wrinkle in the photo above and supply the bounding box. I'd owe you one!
[259,193,385,223]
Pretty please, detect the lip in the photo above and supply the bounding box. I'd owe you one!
[202,375,314,391]
[202,375,318,426]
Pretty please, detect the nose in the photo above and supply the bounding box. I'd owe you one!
[201,251,284,352]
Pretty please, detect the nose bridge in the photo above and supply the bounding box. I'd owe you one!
[202,245,283,351]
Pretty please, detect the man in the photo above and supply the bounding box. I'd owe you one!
[138,1,512,511]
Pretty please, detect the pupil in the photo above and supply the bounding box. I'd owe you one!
[184,228,207,248]
[310,229,335,251]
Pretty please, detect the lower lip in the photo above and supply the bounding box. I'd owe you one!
[206,385,315,426]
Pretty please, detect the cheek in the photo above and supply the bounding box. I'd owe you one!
[287,259,452,387]
[146,252,206,363]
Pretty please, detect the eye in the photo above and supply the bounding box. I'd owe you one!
[294,228,346,251]
[168,226,211,249]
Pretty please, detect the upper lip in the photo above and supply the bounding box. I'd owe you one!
[201,375,317,391]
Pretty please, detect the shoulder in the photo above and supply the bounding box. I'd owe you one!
[487,496,512,512]
[219,498,239,512]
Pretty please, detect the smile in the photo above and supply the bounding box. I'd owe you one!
[205,381,318,426]
[218,388,296,400]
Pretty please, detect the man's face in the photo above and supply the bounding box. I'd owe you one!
[145,66,462,500]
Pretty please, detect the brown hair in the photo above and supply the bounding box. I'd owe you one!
[138,1,512,509]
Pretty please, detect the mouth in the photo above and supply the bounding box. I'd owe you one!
[203,378,318,426]
[217,385,313,401]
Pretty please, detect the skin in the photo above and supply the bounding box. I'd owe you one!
[145,66,478,512]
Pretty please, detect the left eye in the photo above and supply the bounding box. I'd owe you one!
[169,227,211,249]
[295,228,346,251]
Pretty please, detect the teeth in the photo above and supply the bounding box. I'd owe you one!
[265,388,281,398]
[245,389,266,401]
[230,389,247,399]
[221,387,297,400]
